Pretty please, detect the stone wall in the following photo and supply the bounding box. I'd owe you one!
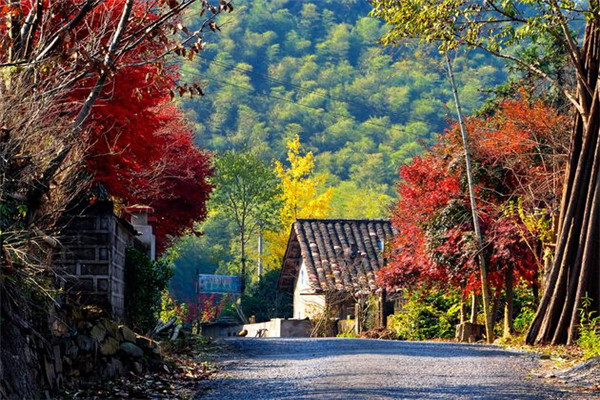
[46,305,163,391]
[55,202,138,319]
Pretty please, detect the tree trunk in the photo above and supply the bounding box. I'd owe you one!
[527,19,600,345]
[445,54,494,343]
[460,296,467,325]
[491,294,500,335]
[504,265,515,339]
[470,292,479,324]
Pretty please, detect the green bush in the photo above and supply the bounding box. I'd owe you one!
[578,295,600,360]
[241,269,292,322]
[510,282,539,334]
[124,247,174,332]
[513,307,535,334]
[388,289,460,341]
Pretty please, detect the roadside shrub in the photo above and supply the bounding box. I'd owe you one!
[512,282,538,334]
[158,289,189,325]
[241,269,292,322]
[513,307,536,334]
[124,247,174,332]
[578,295,600,359]
[388,289,460,341]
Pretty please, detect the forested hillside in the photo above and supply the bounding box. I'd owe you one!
[181,0,506,194]
[170,0,508,301]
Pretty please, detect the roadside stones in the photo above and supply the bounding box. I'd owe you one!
[90,323,107,342]
[100,318,120,341]
[102,358,124,379]
[120,342,143,359]
[136,334,153,348]
[100,336,120,356]
[51,319,70,337]
[75,335,94,353]
[132,361,144,375]
[52,315,164,387]
[151,344,161,356]
[119,325,137,343]
[65,343,79,359]
[455,322,485,343]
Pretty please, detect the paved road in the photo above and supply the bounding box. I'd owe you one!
[196,338,573,400]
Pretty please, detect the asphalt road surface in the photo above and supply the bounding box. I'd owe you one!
[196,338,578,400]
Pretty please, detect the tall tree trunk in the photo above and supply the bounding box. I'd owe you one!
[470,292,479,324]
[527,19,600,345]
[445,53,494,343]
[504,265,515,339]
[491,294,501,334]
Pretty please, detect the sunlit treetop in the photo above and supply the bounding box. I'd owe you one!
[371,0,588,50]
[370,0,593,111]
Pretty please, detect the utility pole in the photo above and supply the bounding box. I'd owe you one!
[257,221,264,282]
[445,52,494,344]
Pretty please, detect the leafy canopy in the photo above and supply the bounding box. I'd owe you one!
[381,98,567,292]
[371,0,590,110]
[210,151,281,234]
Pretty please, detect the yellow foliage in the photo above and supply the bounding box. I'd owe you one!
[328,181,393,219]
[264,135,333,268]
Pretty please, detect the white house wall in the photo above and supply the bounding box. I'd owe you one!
[293,261,326,319]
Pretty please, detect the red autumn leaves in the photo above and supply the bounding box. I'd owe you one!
[63,0,213,252]
[380,98,567,294]
[85,65,212,251]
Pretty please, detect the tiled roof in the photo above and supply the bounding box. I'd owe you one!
[278,219,395,294]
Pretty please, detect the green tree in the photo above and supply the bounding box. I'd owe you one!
[241,269,293,322]
[371,0,600,346]
[210,151,281,288]
[124,248,174,332]
[181,0,506,201]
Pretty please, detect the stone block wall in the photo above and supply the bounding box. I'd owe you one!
[55,202,138,319]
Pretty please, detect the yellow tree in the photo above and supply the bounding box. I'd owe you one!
[264,135,333,268]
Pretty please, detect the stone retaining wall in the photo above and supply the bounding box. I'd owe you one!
[46,306,162,390]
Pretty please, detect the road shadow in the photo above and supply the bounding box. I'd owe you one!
[198,376,566,399]
[220,338,535,361]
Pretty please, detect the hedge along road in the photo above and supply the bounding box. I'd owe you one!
[195,338,585,400]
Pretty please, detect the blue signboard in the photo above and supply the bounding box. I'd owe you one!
[198,274,242,294]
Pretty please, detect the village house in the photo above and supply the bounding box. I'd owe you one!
[278,219,396,330]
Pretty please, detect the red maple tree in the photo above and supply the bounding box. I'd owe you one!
[85,65,213,251]
[381,98,567,297]
[59,1,215,252]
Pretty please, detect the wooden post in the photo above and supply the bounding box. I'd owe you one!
[503,265,515,338]
[195,267,200,333]
[355,301,363,334]
[470,292,479,324]
[257,223,263,282]
[460,297,467,325]
[379,289,388,329]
